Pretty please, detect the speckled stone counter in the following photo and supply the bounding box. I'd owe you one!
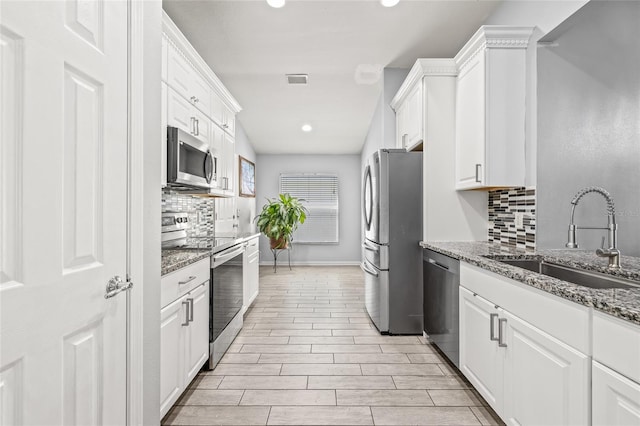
[161,232,261,276]
[161,249,211,276]
[420,241,640,326]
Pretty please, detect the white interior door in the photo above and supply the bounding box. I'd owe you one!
[1,1,129,425]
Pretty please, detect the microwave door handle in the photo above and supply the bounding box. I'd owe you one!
[204,151,214,183]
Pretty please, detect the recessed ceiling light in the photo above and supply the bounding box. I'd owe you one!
[267,0,285,8]
[301,124,313,132]
[380,0,400,7]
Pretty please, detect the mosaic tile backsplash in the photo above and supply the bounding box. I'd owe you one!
[162,190,215,244]
[488,187,536,249]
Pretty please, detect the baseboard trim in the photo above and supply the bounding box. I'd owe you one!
[259,261,360,267]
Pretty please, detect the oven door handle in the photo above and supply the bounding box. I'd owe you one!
[360,261,379,278]
[212,246,245,266]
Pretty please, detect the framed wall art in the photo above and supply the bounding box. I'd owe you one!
[239,156,256,198]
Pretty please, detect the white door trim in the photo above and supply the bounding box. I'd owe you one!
[127,0,162,424]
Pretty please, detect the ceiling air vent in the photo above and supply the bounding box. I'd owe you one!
[286,74,308,85]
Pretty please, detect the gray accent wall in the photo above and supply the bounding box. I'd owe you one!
[537,1,640,256]
[256,154,361,265]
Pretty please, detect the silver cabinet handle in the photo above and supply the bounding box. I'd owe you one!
[498,318,507,347]
[190,96,196,102]
[475,164,482,183]
[178,275,197,285]
[490,313,499,341]
[187,298,194,322]
[195,118,200,136]
[181,300,190,326]
[190,117,196,135]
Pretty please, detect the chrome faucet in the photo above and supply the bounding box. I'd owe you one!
[566,187,621,269]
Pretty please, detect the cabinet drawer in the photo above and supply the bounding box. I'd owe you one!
[460,262,590,354]
[246,237,259,256]
[593,311,640,383]
[161,257,210,308]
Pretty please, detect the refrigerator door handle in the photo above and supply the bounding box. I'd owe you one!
[362,240,379,253]
[360,261,379,277]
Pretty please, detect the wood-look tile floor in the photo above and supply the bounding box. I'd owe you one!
[163,266,504,426]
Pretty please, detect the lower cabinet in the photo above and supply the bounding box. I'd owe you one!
[460,285,590,425]
[592,361,640,426]
[243,236,260,310]
[160,282,209,418]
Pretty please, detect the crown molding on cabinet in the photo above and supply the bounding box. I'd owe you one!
[162,12,242,114]
[390,58,457,111]
[454,26,535,74]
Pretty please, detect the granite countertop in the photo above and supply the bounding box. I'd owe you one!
[161,232,261,276]
[420,241,640,326]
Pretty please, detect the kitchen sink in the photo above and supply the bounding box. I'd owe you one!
[493,258,638,290]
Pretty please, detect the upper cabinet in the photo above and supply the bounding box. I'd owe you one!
[453,26,534,190]
[161,13,241,194]
[391,59,457,153]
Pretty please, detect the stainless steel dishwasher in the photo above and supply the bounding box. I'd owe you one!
[423,248,460,368]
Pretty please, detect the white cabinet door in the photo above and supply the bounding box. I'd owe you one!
[222,104,236,137]
[593,361,640,426]
[243,237,260,310]
[455,53,485,189]
[167,45,192,100]
[167,86,194,134]
[406,83,423,149]
[192,108,211,145]
[459,287,504,413]
[184,283,210,384]
[160,296,187,418]
[396,102,408,149]
[211,92,225,128]
[191,72,212,118]
[502,310,590,426]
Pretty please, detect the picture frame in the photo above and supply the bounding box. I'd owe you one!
[238,155,256,198]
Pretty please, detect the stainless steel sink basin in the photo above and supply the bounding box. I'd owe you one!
[493,259,638,290]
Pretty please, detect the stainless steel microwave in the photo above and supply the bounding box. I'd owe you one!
[167,126,217,190]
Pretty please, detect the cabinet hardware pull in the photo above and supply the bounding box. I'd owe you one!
[490,313,499,341]
[190,96,196,102]
[498,318,508,347]
[182,300,190,326]
[187,298,194,322]
[190,117,196,135]
[195,119,200,136]
[179,276,197,285]
[475,164,482,183]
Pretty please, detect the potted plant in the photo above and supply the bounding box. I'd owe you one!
[255,193,308,249]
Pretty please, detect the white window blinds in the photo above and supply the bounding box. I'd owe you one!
[279,173,339,244]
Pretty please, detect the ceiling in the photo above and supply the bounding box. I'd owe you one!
[163,0,501,154]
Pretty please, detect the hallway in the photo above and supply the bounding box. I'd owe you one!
[163,266,502,425]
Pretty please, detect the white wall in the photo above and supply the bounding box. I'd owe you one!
[536,1,640,256]
[234,122,257,233]
[256,154,361,265]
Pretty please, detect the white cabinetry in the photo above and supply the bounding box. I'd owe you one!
[453,26,534,190]
[160,258,210,418]
[395,82,422,151]
[459,263,590,425]
[162,12,241,197]
[592,311,640,426]
[390,59,486,242]
[243,236,260,311]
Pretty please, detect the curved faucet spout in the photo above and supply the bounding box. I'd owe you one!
[565,186,620,269]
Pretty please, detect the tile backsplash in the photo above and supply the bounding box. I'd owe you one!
[162,189,215,243]
[488,187,536,249]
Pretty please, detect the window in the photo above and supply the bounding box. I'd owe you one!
[279,173,339,244]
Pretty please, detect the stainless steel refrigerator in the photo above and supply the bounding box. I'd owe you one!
[361,149,423,334]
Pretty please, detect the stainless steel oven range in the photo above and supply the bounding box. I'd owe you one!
[206,240,245,369]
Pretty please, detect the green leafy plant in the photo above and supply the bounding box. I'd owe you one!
[254,193,308,249]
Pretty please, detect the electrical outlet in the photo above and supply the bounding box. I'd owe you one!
[515,212,524,229]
